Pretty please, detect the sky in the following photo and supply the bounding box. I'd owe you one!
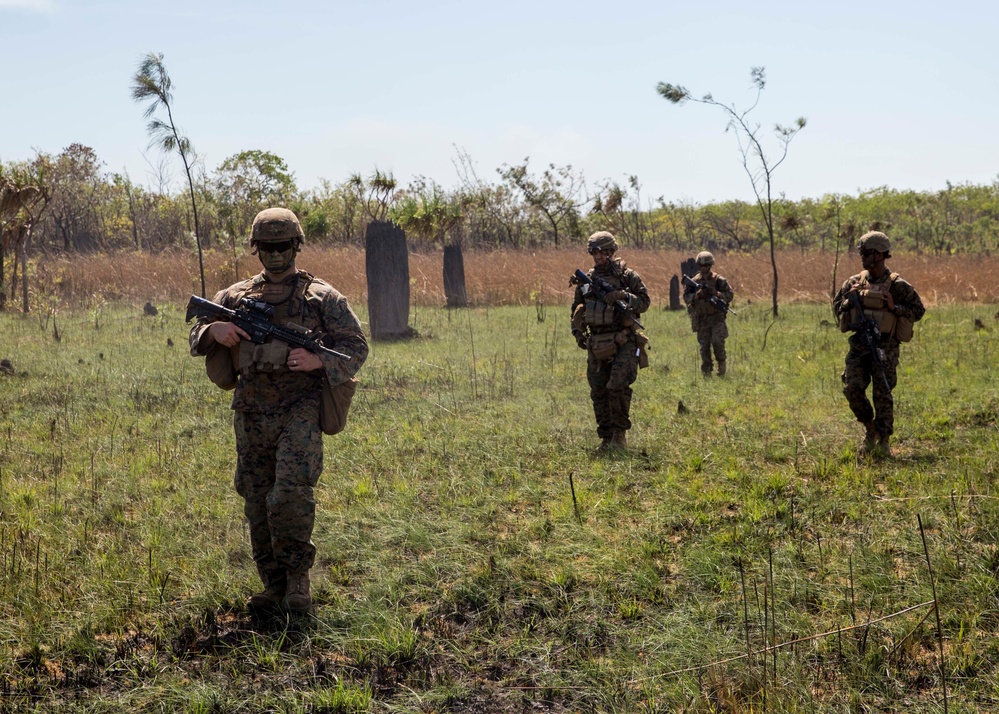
[2,0,997,206]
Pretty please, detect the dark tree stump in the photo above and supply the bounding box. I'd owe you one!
[443,244,468,308]
[365,221,413,340]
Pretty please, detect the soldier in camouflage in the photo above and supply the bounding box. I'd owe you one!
[189,208,368,613]
[833,231,924,457]
[571,231,651,451]
[683,251,735,377]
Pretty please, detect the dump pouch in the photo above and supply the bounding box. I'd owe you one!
[320,375,359,435]
[895,316,914,342]
[689,308,700,333]
[634,331,650,369]
[205,343,238,390]
[587,332,619,361]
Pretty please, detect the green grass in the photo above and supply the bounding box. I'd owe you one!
[0,300,997,712]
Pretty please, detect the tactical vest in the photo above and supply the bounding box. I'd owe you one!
[839,271,912,342]
[582,267,627,333]
[233,271,324,374]
[689,274,726,317]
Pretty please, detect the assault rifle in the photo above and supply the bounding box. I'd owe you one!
[571,269,644,329]
[682,274,737,315]
[845,289,890,393]
[185,295,351,360]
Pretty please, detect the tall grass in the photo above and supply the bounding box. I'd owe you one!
[0,298,996,711]
[24,246,999,308]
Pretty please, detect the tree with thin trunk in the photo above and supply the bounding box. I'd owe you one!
[0,163,50,312]
[131,52,206,296]
[658,67,805,317]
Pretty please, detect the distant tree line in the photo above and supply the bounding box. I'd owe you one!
[4,143,999,265]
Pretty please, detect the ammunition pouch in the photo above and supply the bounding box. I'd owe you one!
[585,300,616,328]
[238,340,290,374]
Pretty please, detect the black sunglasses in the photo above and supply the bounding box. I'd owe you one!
[258,240,295,254]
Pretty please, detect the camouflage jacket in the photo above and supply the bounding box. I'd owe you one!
[190,270,368,412]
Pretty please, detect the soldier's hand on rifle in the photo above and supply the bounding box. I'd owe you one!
[604,290,629,302]
[208,321,251,348]
[288,348,323,372]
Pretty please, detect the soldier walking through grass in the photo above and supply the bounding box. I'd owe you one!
[833,231,924,457]
[189,208,368,613]
[683,251,735,377]
[571,231,651,451]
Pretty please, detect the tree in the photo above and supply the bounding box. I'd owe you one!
[214,150,297,281]
[590,176,655,248]
[658,67,806,317]
[393,178,466,307]
[348,169,398,224]
[498,159,584,247]
[0,162,50,312]
[131,52,206,296]
[214,150,297,239]
[453,147,526,248]
[33,144,107,252]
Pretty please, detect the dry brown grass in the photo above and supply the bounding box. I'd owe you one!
[28,247,999,308]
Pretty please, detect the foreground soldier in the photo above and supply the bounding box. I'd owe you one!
[571,231,651,450]
[833,231,924,457]
[189,208,368,612]
[683,251,735,376]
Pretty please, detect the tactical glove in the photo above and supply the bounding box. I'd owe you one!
[604,290,628,303]
[573,332,587,350]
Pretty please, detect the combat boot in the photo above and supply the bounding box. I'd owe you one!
[247,572,286,614]
[717,360,727,377]
[876,433,892,458]
[611,431,628,449]
[282,570,312,613]
[859,422,879,456]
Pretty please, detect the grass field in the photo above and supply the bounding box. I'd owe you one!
[1,293,998,712]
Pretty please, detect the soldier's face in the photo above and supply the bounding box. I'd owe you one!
[699,263,712,276]
[258,240,296,274]
[591,249,613,268]
[860,248,883,271]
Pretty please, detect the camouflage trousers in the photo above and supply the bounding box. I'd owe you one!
[587,341,640,438]
[233,395,323,587]
[841,342,900,436]
[696,319,728,372]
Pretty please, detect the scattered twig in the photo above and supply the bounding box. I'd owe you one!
[918,514,948,714]
[568,472,582,526]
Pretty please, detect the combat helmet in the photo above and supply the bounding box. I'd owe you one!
[696,251,715,266]
[587,231,618,254]
[858,231,891,259]
[250,207,305,254]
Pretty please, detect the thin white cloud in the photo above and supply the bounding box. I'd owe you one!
[0,0,54,11]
